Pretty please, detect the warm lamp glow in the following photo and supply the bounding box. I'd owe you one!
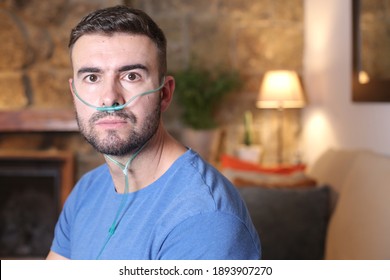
[359,70,370,84]
[257,70,305,109]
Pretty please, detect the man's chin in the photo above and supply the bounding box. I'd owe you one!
[81,131,131,156]
[90,142,132,156]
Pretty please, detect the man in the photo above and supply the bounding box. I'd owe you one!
[47,5,260,260]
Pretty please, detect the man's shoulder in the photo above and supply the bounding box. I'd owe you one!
[178,149,227,183]
[168,150,246,216]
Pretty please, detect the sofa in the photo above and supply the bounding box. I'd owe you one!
[221,148,390,260]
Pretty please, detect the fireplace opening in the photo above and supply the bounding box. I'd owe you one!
[0,150,74,259]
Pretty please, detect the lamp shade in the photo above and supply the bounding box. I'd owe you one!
[257,70,305,109]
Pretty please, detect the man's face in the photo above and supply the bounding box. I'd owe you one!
[70,33,162,156]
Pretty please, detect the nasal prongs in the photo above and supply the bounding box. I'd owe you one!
[97,105,123,112]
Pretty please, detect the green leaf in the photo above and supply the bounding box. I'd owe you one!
[173,67,241,129]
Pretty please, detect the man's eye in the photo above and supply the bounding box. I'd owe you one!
[126,73,139,81]
[86,74,98,82]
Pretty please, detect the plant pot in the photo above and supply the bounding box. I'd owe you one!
[235,145,263,163]
[181,128,221,164]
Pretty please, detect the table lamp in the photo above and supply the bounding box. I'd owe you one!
[257,70,305,164]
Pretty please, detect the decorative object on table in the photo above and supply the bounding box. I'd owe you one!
[174,66,241,162]
[235,110,262,163]
[257,70,306,164]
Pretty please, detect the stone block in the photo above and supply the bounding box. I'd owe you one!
[135,0,219,15]
[273,0,304,22]
[0,72,28,110]
[188,15,233,69]
[219,0,271,21]
[154,15,188,71]
[0,9,31,70]
[235,24,303,73]
[48,2,105,67]
[28,67,74,109]
[10,0,69,26]
[24,24,53,63]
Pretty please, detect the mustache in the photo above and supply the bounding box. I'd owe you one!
[89,110,137,124]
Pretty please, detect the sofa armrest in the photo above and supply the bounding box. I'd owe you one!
[325,152,390,259]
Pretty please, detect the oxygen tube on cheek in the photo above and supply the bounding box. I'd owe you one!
[71,76,166,113]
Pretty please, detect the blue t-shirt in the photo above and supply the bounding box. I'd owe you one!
[51,149,261,259]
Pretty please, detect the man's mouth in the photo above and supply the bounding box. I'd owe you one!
[90,111,136,128]
[95,117,128,128]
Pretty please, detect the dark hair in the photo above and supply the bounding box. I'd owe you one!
[69,5,167,78]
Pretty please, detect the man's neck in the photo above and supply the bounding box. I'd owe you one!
[105,127,186,194]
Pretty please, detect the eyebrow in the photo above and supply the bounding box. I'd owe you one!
[118,64,149,73]
[77,67,101,77]
[76,64,149,78]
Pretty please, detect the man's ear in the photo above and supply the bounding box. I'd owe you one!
[160,76,175,112]
[69,78,75,96]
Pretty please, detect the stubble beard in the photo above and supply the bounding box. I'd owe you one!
[76,104,161,157]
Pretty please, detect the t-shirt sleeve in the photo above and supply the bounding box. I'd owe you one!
[50,185,79,259]
[157,211,261,260]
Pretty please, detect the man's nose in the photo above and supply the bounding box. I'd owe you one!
[100,79,126,108]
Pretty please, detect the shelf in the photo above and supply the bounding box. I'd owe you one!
[0,109,78,132]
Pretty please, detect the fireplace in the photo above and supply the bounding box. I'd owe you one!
[0,150,74,259]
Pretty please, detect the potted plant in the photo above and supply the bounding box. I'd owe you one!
[173,66,241,162]
[236,110,263,163]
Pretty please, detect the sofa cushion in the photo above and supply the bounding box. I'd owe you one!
[238,185,330,259]
[325,152,390,259]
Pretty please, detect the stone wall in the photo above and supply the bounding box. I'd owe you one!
[0,0,304,170]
